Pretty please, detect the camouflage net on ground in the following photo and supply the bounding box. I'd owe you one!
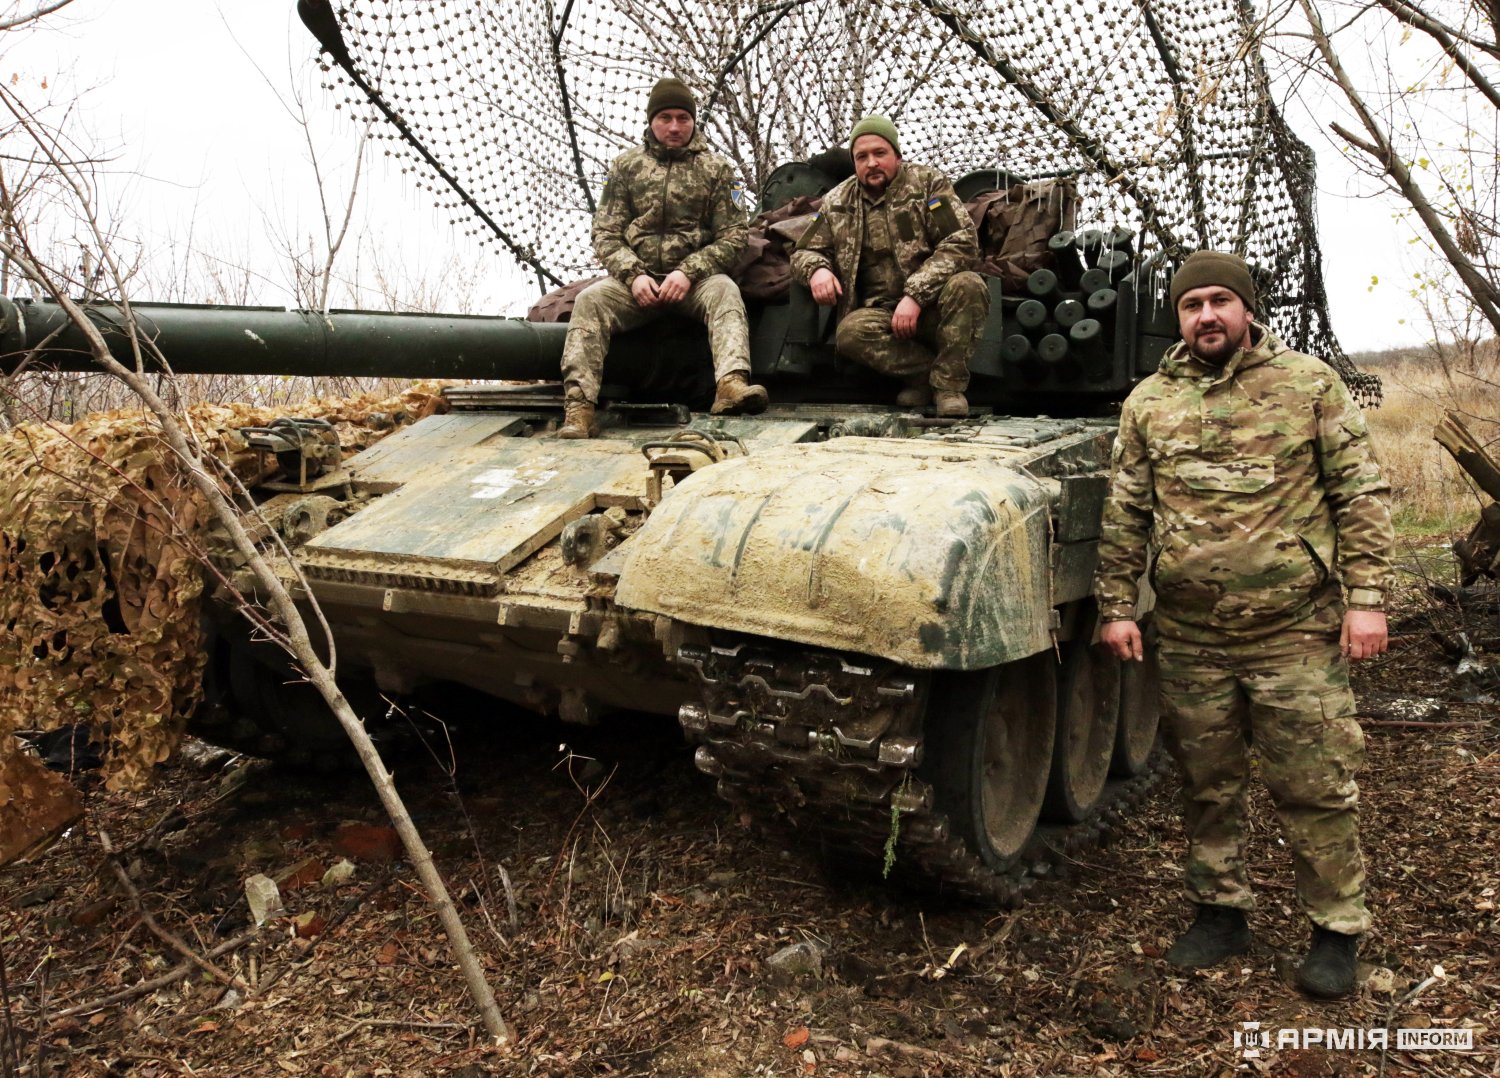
[311,0,1378,402]
[0,383,448,799]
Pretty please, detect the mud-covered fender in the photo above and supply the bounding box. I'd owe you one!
[613,438,1055,669]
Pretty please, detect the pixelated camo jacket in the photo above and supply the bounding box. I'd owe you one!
[789,162,978,322]
[1094,326,1394,636]
[591,130,748,286]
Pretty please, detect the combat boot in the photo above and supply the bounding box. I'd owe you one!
[710,372,769,415]
[1297,927,1359,999]
[558,399,598,439]
[1164,905,1252,969]
[934,390,969,418]
[895,378,931,409]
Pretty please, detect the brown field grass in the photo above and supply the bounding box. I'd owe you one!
[1360,354,1499,536]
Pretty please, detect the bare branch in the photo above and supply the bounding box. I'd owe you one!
[1298,0,1500,337]
[1376,0,1500,108]
[0,0,75,32]
[1329,120,1385,158]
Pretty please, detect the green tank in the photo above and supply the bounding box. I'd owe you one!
[2,258,1170,900]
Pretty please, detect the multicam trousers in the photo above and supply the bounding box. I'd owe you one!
[834,270,988,393]
[559,274,751,404]
[1158,618,1371,935]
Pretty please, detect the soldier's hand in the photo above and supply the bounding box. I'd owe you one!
[1340,609,1388,662]
[631,274,660,308]
[809,268,843,306]
[1100,619,1144,662]
[658,270,692,303]
[891,296,922,339]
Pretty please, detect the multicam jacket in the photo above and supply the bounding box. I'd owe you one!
[789,162,978,323]
[592,130,748,286]
[1093,325,1394,643]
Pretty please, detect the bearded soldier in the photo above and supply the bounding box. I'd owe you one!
[1093,251,1394,999]
[790,115,988,417]
[558,77,767,438]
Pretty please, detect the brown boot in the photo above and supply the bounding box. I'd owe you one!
[895,378,932,409]
[934,390,969,418]
[710,371,769,415]
[558,399,598,439]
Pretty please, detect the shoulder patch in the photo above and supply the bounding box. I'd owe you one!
[731,180,747,207]
[928,194,961,236]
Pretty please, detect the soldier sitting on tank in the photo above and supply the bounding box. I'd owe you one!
[790,116,988,418]
[557,77,768,438]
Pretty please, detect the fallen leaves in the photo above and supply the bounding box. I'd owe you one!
[0,597,1493,1076]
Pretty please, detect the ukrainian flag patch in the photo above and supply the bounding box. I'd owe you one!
[927,196,943,209]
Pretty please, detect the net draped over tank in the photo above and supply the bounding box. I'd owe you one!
[314,0,1376,403]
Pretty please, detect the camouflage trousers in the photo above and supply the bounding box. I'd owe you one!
[834,271,988,393]
[1158,620,1371,935]
[559,275,751,404]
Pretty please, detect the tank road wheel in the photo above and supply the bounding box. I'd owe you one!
[1043,607,1122,823]
[1111,617,1161,777]
[921,651,1057,872]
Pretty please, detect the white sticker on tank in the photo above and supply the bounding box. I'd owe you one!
[469,467,557,499]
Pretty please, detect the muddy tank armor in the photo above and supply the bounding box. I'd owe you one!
[1,229,1175,901]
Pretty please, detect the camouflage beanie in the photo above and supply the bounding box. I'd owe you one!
[849,115,901,155]
[1169,250,1257,311]
[646,77,696,120]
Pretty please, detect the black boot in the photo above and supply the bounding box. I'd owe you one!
[1165,905,1252,969]
[1297,927,1359,999]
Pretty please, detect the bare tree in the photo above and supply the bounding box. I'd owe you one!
[0,69,517,1048]
[1274,0,1500,338]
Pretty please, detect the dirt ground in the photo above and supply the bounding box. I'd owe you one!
[1,578,1496,1077]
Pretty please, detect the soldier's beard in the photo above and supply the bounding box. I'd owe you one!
[1189,327,1238,366]
[860,173,889,195]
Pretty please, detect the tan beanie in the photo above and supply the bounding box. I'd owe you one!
[1169,250,1257,310]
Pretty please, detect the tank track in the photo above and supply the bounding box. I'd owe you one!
[678,641,1166,905]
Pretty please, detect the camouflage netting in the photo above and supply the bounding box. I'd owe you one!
[311,0,1378,402]
[0,383,449,801]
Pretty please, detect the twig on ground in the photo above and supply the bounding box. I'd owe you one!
[331,1016,469,1046]
[47,929,261,1020]
[498,863,519,931]
[95,824,248,994]
[1363,720,1490,729]
[864,1035,965,1066]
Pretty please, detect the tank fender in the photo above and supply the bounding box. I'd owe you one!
[613,440,1055,669]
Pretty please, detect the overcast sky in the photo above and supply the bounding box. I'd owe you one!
[9,0,1446,352]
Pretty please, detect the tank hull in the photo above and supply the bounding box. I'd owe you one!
[208,390,1155,898]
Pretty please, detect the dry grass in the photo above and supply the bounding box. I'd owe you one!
[1361,354,1499,536]
[0,372,412,431]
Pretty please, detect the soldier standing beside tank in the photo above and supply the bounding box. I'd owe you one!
[790,116,988,417]
[1093,251,1394,1000]
[558,77,767,438]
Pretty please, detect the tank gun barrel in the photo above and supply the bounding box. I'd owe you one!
[0,297,568,379]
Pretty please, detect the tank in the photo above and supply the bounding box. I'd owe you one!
[0,237,1171,901]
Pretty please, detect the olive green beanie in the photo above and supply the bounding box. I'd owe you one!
[646,77,696,120]
[1169,250,1257,311]
[849,115,900,155]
